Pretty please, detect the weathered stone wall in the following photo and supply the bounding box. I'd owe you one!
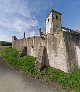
[64,32,80,72]
[31,36,45,57]
[46,31,68,72]
[36,46,46,69]
[12,31,80,73]
[12,36,45,57]
[12,38,31,55]
[76,46,80,68]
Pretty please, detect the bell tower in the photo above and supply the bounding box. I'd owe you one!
[46,10,62,34]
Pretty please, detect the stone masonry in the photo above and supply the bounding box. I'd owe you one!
[12,10,80,73]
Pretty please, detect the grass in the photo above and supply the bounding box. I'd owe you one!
[0,46,11,52]
[0,46,10,56]
[1,48,80,92]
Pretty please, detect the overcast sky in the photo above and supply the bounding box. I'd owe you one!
[0,0,80,41]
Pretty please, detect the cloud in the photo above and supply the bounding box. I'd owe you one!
[0,0,39,41]
[13,18,38,33]
[0,32,11,41]
[0,35,11,42]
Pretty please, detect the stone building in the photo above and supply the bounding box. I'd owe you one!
[12,10,80,73]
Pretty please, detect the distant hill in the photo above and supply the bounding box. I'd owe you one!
[0,41,12,46]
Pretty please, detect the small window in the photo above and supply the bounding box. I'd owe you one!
[56,15,58,20]
[48,18,49,22]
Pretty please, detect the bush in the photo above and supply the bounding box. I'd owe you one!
[0,41,12,46]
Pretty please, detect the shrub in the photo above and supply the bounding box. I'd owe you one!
[0,41,12,46]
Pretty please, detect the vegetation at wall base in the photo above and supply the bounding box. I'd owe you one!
[1,48,80,91]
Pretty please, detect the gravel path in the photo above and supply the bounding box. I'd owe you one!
[0,58,69,92]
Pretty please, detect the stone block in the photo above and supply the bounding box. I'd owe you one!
[36,46,46,70]
[21,46,27,56]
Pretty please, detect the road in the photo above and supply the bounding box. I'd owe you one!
[0,58,68,92]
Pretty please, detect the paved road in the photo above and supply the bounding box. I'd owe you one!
[0,58,68,92]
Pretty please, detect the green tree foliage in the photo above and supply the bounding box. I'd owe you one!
[0,41,12,46]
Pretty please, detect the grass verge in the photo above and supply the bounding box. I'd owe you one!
[0,48,80,92]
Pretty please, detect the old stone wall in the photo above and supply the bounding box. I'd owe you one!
[64,32,80,72]
[12,31,80,73]
[12,38,32,55]
[31,36,45,57]
[46,31,68,72]
[36,46,46,70]
[12,36,45,57]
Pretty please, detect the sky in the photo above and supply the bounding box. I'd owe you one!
[0,0,80,41]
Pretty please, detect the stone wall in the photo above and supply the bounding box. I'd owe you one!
[12,31,80,73]
[12,36,45,57]
[64,32,80,72]
[46,31,68,72]
[36,46,46,70]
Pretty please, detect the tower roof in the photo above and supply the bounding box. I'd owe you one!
[52,9,62,15]
[46,9,62,20]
